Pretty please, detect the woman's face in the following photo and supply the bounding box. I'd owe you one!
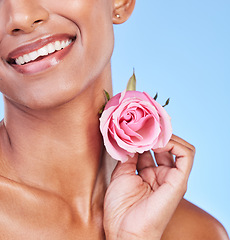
[0,0,115,109]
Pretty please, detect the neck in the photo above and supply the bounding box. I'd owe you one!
[0,66,113,212]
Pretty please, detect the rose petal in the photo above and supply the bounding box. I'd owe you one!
[101,118,132,162]
[120,121,143,140]
[144,92,172,148]
[113,129,137,153]
[133,117,161,146]
[112,121,133,142]
[126,114,151,132]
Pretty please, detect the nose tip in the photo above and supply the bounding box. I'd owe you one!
[6,5,49,35]
[10,19,41,35]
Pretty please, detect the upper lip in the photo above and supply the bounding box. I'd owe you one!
[7,34,76,62]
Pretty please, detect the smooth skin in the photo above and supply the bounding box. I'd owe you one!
[0,0,228,239]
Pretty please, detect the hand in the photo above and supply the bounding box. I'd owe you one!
[103,135,195,240]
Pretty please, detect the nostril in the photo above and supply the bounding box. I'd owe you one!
[11,20,43,34]
[33,19,43,25]
[12,29,20,33]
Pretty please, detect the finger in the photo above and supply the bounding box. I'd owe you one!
[153,135,195,167]
[154,151,175,167]
[154,139,195,179]
[171,134,196,152]
[135,151,158,188]
[110,154,138,181]
[137,151,156,172]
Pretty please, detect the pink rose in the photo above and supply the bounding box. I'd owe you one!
[99,90,172,162]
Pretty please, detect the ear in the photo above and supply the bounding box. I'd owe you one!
[112,0,136,24]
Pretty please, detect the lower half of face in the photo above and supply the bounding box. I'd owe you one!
[0,0,115,110]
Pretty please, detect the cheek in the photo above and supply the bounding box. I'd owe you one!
[0,1,7,39]
[52,0,115,67]
[78,1,115,70]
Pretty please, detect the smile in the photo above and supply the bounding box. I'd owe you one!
[7,35,76,74]
[14,39,73,65]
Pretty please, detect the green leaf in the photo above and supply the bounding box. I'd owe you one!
[99,90,110,116]
[126,69,136,91]
[104,90,110,103]
[162,98,170,107]
[154,92,158,101]
[99,105,105,115]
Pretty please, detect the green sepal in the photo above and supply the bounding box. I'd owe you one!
[154,92,158,101]
[126,69,136,91]
[98,107,104,115]
[162,98,170,107]
[99,90,111,116]
[104,90,110,102]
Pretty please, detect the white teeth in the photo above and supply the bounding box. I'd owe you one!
[14,39,73,65]
[15,58,21,65]
[28,51,38,61]
[19,56,24,63]
[23,54,30,63]
[37,46,49,56]
[47,43,55,54]
[60,40,66,49]
[54,41,62,51]
[16,56,25,65]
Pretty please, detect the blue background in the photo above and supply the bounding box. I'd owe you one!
[111,0,230,234]
[0,0,229,235]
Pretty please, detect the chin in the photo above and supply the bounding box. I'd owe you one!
[3,86,80,112]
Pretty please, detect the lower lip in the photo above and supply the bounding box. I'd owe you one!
[11,41,74,75]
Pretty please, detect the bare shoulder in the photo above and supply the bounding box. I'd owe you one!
[0,174,75,239]
[162,198,229,240]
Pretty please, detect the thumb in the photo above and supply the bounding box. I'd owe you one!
[110,154,138,181]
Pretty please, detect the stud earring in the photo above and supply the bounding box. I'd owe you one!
[115,14,120,18]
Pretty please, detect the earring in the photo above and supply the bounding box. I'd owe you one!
[115,14,120,18]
